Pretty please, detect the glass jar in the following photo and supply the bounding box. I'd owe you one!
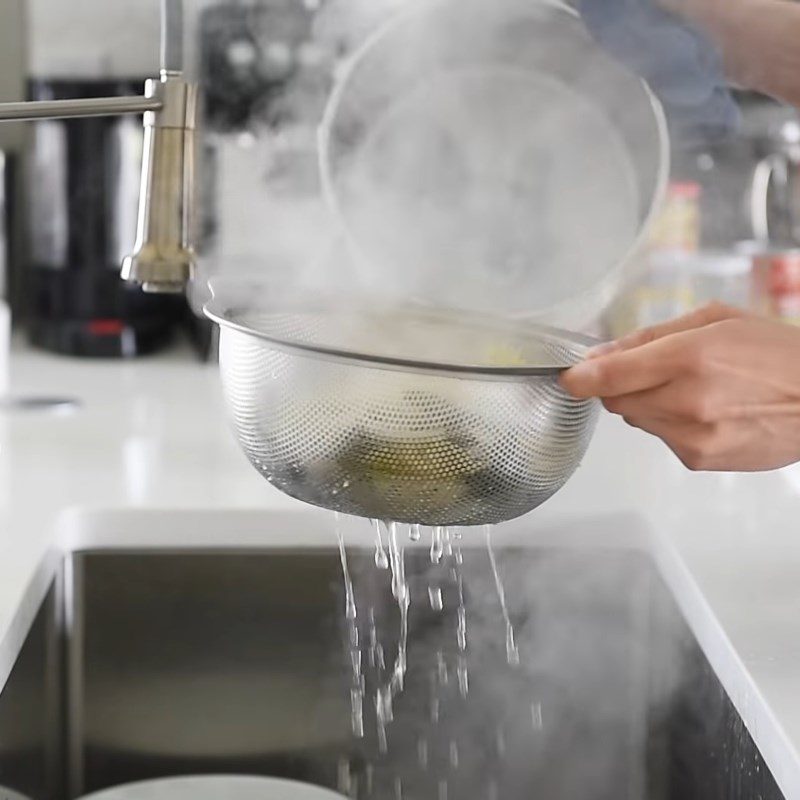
[648,181,702,254]
[686,251,752,310]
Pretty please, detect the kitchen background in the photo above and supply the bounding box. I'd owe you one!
[1,0,799,361]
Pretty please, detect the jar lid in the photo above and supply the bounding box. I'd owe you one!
[667,181,701,201]
[685,250,752,276]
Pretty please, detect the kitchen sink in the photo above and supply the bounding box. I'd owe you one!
[0,510,785,800]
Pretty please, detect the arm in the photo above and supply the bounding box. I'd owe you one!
[667,0,800,107]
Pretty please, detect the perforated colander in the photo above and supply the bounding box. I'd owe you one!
[205,284,600,527]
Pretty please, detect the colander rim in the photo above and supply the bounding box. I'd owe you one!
[204,296,600,380]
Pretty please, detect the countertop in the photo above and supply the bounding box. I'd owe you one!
[4,336,800,796]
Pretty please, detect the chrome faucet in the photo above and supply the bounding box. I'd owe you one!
[0,0,197,294]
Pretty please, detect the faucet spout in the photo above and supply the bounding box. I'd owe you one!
[121,71,198,294]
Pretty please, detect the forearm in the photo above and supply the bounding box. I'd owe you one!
[672,0,800,106]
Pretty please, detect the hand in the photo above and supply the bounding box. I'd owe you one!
[560,304,800,472]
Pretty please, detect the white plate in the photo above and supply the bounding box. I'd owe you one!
[80,775,347,800]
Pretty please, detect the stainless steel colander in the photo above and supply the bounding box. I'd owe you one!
[205,285,599,527]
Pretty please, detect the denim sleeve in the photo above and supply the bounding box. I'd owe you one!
[578,0,740,145]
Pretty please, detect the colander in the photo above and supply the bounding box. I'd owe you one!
[205,282,600,527]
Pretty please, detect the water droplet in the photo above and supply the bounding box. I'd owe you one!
[409,524,422,542]
[438,780,448,800]
[367,608,377,668]
[449,740,459,769]
[457,657,469,698]
[350,688,364,738]
[495,727,506,757]
[336,517,357,621]
[456,574,467,652]
[394,777,403,800]
[337,759,352,796]
[373,520,389,569]
[388,523,409,604]
[428,585,443,611]
[418,737,429,768]
[531,701,543,730]
[457,607,467,651]
[486,526,520,667]
[350,648,361,674]
[437,651,449,685]
[431,526,444,564]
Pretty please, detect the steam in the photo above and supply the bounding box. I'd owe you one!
[203,0,649,329]
[204,5,701,793]
[337,525,693,800]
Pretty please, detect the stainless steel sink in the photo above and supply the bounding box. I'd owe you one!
[0,512,785,800]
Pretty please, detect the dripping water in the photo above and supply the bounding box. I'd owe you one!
[456,573,467,653]
[431,526,444,564]
[418,737,429,768]
[336,515,363,738]
[375,522,411,752]
[437,650,449,685]
[336,515,357,621]
[373,519,389,569]
[457,656,469,698]
[337,758,352,797]
[485,526,520,666]
[449,740,459,769]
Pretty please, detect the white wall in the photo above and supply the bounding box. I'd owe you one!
[0,0,26,152]
[27,0,213,79]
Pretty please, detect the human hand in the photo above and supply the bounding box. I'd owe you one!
[578,0,740,144]
[561,303,800,471]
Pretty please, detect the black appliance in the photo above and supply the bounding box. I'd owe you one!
[24,79,185,358]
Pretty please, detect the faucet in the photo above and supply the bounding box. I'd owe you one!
[0,0,197,294]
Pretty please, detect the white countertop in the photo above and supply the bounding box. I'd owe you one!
[4,336,800,796]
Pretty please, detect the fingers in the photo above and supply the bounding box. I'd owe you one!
[561,332,689,398]
[590,302,744,358]
[562,303,744,399]
[602,379,708,422]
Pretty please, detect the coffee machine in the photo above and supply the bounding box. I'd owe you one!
[24,78,186,357]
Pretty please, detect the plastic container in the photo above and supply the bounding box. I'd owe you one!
[606,250,694,336]
[635,251,695,327]
[750,249,800,324]
[686,251,752,309]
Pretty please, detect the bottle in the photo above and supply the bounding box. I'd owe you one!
[607,181,701,336]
